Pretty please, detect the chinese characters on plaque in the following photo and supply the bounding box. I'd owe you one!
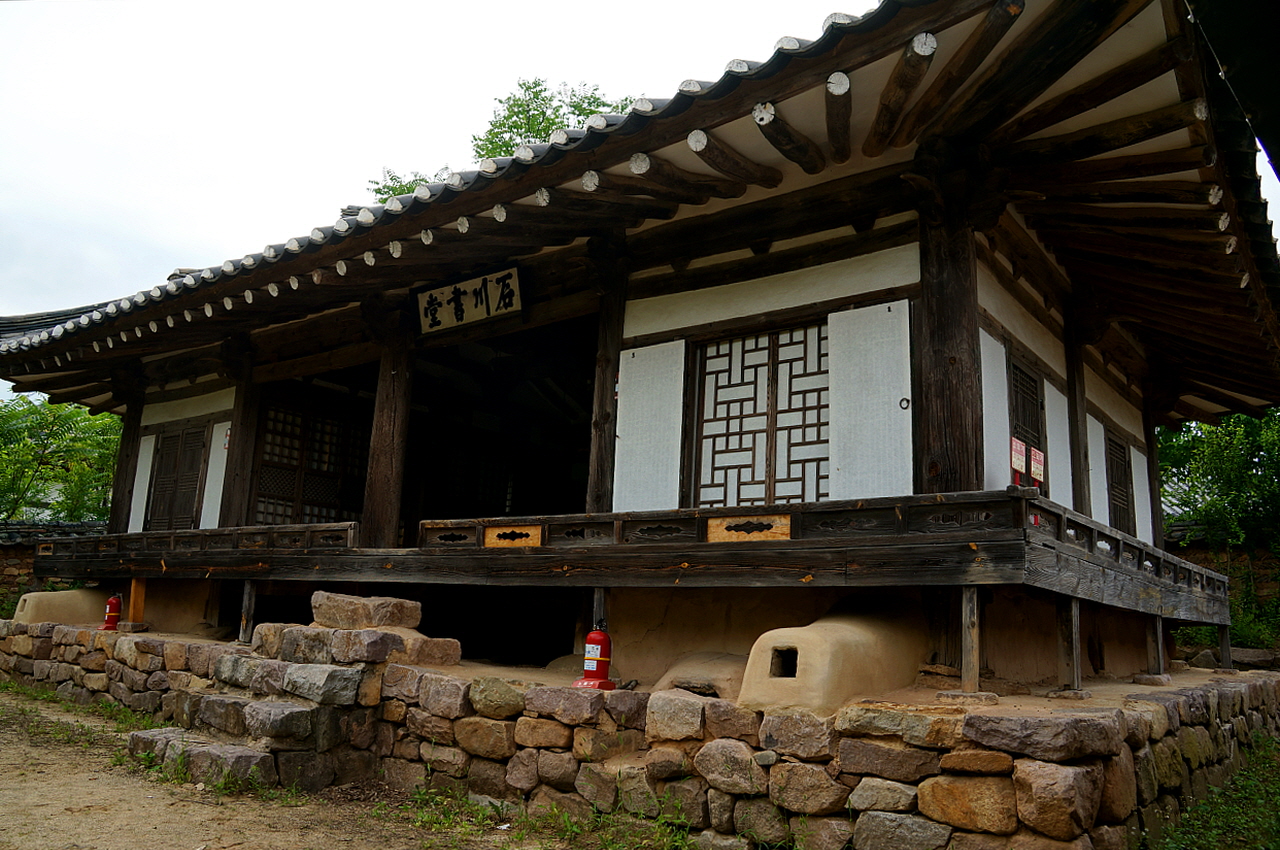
[416,268,521,335]
[1010,436,1045,487]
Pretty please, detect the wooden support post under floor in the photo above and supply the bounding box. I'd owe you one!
[126,577,146,627]
[1057,596,1082,690]
[239,580,257,644]
[1219,624,1233,671]
[961,586,981,693]
[1147,614,1166,675]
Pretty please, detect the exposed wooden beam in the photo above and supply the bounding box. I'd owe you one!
[1022,204,1229,233]
[990,37,1192,146]
[1051,240,1243,280]
[1034,179,1222,206]
[1057,596,1082,690]
[360,336,413,548]
[863,32,937,159]
[686,129,783,188]
[825,72,853,164]
[998,99,1208,169]
[1173,399,1222,426]
[961,586,980,693]
[987,211,1073,304]
[107,387,144,534]
[629,152,745,200]
[586,236,627,514]
[975,241,1063,335]
[893,0,1025,148]
[924,0,1154,142]
[581,169,710,205]
[535,186,678,221]
[752,102,826,174]
[1185,382,1267,419]
[1007,144,1214,188]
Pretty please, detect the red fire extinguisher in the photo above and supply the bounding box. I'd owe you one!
[573,620,616,691]
[98,593,122,631]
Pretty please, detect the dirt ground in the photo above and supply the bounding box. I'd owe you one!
[0,690,508,850]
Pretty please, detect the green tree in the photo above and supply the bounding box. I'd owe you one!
[0,396,121,522]
[368,78,630,203]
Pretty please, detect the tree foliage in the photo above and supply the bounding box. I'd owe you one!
[0,396,121,522]
[368,78,630,203]
[1159,408,1280,552]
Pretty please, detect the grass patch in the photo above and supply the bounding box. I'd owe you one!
[1155,733,1280,849]
[0,678,161,732]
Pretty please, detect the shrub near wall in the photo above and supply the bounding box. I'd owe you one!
[2,612,1279,850]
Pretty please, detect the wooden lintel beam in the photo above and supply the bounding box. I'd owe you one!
[862,32,937,159]
[1021,204,1229,232]
[998,99,1208,169]
[1008,144,1214,188]
[893,0,1024,148]
[990,36,1192,146]
[925,0,1154,142]
[686,129,783,188]
[629,153,744,200]
[988,212,1073,303]
[976,242,1063,336]
[1034,179,1222,207]
[252,342,383,384]
[752,102,826,174]
[825,72,853,164]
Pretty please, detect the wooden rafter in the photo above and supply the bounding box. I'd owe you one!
[863,32,937,158]
[629,152,746,199]
[1033,180,1222,206]
[686,129,783,188]
[752,102,826,174]
[580,169,709,205]
[997,99,1208,168]
[825,72,853,164]
[1007,144,1214,188]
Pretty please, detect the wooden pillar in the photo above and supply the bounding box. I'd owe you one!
[961,586,981,692]
[1057,596,1082,690]
[915,175,984,494]
[1146,614,1165,675]
[1141,403,1165,549]
[238,580,257,644]
[1063,312,1092,515]
[1219,625,1233,671]
[360,337,413,548]
[585,235,628,513]
[107,392,144,534]
[219,382,261,529]
[127,577,147,626]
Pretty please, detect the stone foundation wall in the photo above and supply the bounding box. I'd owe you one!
[2,614,1278,850]
[0,545,35,599]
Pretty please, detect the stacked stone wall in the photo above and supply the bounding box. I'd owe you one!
[0,545,35,599]
[3,613,1279,850]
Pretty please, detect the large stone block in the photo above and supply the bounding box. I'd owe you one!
[198,695,250,735]
[331,629,403,663]
[605,689,649,730]
[406,708,454,745]
[1097,745,1137,823]
[311,590,422,630]
[1013,758,1103,841]
[250,623,294,659]
[660,776,710,829]
[383,758,427,792]
[515,716,572,749]
[839,737,942,783]
[420,742,470,777]
[647,689,707,742]
[244,701,312,739]
[538,750,580,792]
[852,811,952,850]
[576,761,618,812]
[617,764,660,817]
[941,749,1015,775]
[760,711,837,759]
[963,711,1123,761]
[388,632,463,668]
[646,746,693,781]
[790,816,856,850]
[734,797,790,845]
[573,727,645,762]
[468,757,519,800]
[689,831,751,850]
[454,716,517,760]
[704,699,760,744]
[469,677,525,719]
[917,775,1017,835]
[836,701,967,749]
[769,761,850,815]
[280,627,335,665]
[187,744,279,788]
[381,664,423,703]
[525,686,604,726]
[528,785,594,821]
[281,664,362,705]
[847,776,918,812]
[420,672,471,718]
[694,737,768,795]
[331,746,379,784]
[276,750,334,793]
[506,748,540,791]
[249,658,291,696]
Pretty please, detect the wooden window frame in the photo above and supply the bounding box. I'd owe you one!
[140,412,225,532]
[1007,353,1049,496]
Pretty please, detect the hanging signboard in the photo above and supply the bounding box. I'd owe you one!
[1029,447,1045,482]
[414,268,521,335]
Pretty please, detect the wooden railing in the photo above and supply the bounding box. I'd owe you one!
[36,522,358,558]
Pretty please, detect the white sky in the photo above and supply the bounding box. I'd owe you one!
[0,0,1276,319]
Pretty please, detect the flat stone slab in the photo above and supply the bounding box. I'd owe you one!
[311,591,421,630]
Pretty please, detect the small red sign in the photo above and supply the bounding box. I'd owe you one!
[1030,447,1045,482]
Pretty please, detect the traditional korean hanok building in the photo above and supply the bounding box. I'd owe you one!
[4,0,1276,703]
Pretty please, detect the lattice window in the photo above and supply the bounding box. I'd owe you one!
[252,399,368,526]
[1106,431,1135,536]
[694,323,829,508]
[1008,359,1046,491]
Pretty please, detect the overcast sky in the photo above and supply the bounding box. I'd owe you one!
[1,0,1276,321]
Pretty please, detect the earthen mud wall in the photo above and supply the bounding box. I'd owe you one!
[2,610,1277,850]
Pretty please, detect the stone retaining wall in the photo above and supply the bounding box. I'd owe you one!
[2,613,1278,850]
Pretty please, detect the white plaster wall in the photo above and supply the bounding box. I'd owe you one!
[980,329,1011,490]
[1087,415,1109,522]
[623,244,919,338]
[613,341,686,511]
[1084,367,1144,442]
[976,263,1066,379]
[139,387,236,427]
[828,300,912,499]
[1045,383,1072,505]
[1131,447,1154,544]
[199,421,232,529]
[127,434,156,533]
